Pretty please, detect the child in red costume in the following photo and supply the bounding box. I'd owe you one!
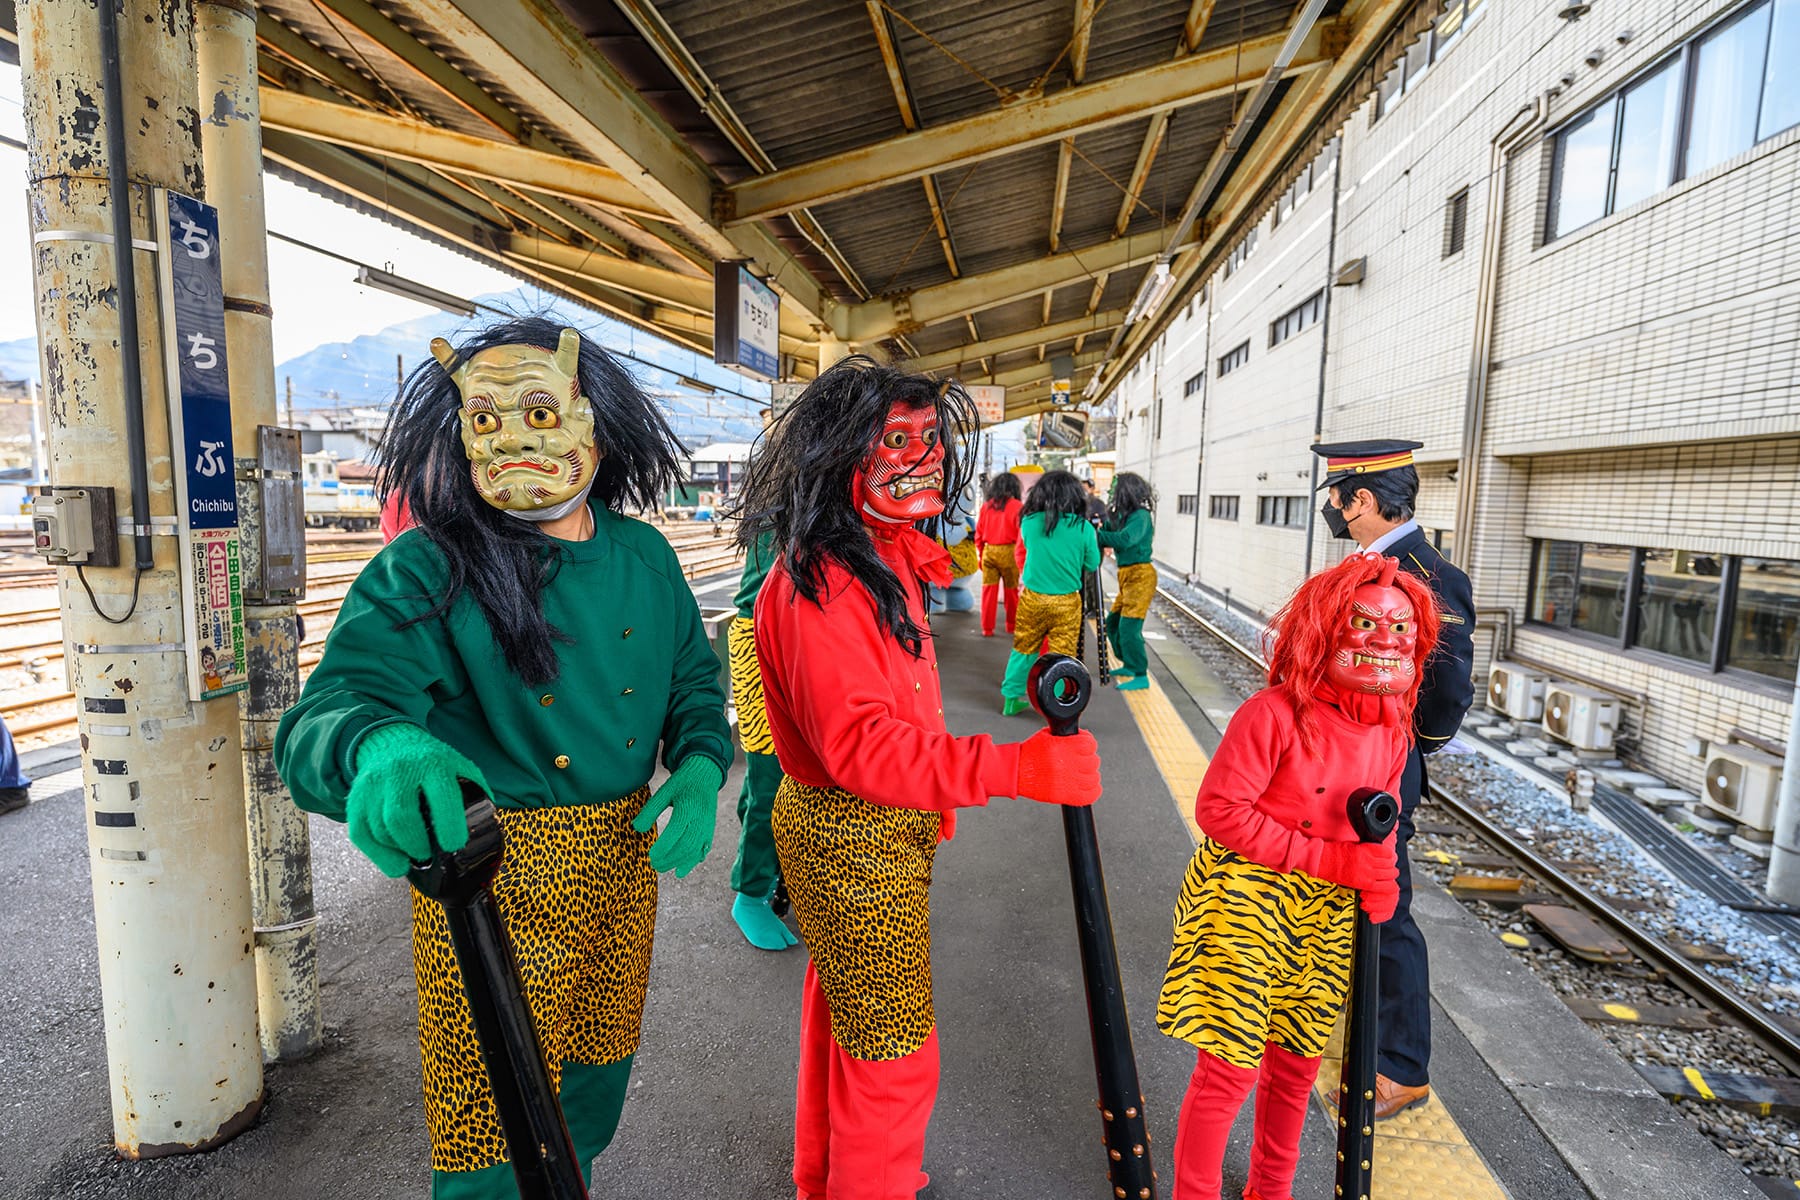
[974,471,1023,636]
[1155,553,1440,1200]
[735,357,1104,1200]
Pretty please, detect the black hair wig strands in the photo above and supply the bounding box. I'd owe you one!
[983,470,1022,508]
[731,355,980,656]
[375,316,686,686]
[1109,471,1155,519]
[1021,468,1091,537]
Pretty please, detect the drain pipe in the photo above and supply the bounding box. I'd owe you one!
[1098,0,1336,391]
[1302,138,1343,576]
[1449,96,1550,551]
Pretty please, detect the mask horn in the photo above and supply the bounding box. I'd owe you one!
[429,337,467,393]
[555,327,582,378]
[1376,556,1399,587]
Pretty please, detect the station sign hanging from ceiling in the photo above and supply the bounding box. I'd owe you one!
[155,189,246,703]
[963,384,1006,425]
[713,261,779,381]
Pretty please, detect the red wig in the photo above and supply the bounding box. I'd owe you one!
[1264,553,1441,754]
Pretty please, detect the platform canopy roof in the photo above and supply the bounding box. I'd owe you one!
[5,0,1431,419]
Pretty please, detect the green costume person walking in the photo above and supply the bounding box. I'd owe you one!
[1098,472,1158,691]
[276,319,731,1200]
[727,528,798,949]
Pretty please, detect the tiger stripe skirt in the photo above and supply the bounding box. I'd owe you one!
[728,615,775,756]
[1155,837,1355,1070]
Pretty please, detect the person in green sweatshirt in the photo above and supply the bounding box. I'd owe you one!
[1000,469,1100,715]
[275,319,731,1200]
[1097,472,1157,691]
[726,526,798,949]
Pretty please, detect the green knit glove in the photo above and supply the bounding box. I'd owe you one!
[631,757,724,878]
[347,723,489,879]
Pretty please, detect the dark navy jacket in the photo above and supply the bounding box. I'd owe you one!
[1386,525,1476,811]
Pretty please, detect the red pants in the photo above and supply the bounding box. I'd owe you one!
[1172,1044,1321,1200]
[794,961,939,1200]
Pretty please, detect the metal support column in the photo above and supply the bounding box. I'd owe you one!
[1766,669,1800,904]
[197,0,322,1062]
[19,0,263,1154]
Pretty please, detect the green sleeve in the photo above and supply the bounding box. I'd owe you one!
[1094,509,1150,554]
[732,529,775,618]
[660,537,735,775]
[1083,520,1101,571]
[273,536,463,822]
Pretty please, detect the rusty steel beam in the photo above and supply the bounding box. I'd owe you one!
[729,27,1322,223]
[908,310,1126,373]
[867,1,960,277]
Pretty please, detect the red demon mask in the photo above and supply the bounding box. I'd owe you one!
[859,401,945,524]
[1326,580,1420,695]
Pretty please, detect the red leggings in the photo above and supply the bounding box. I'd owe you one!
[794,961,939,1200]
[1172,1044,1322,1200]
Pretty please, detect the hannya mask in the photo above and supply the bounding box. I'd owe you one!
[859,400,945,524]
[433,328,601,519]
[1326,566,1420,696]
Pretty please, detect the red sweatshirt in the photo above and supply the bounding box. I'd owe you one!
[1195,688,1406,876]
[974,498,1022,551]
[755,534,1022,828]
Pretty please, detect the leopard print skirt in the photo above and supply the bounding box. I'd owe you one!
[410,786,656,1173]
[773,778,942,1061]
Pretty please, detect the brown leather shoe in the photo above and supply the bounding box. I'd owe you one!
[1373,1073,1430,1120]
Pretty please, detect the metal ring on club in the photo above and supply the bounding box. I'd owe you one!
[1028,652,1091,736]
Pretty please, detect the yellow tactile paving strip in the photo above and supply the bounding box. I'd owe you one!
[1119,668,1511,1199]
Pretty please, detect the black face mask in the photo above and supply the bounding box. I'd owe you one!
[1321,500,1353,540]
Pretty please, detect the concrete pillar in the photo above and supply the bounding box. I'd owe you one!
[20,0,263,1155]
[197,0,321,1063]
[818,330,849,371]
[1766,676,1800,904]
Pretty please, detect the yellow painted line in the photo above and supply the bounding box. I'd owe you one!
[1117,673,1208,843]
[1603,1002,1640,1022]
[1683,1067,1716,1100]
[1117,670,1510,1200]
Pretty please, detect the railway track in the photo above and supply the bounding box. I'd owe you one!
[1,521,741,744]
[1151,584,1800,1086]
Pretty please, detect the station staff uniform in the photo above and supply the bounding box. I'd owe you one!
[1314,441,1475,1105]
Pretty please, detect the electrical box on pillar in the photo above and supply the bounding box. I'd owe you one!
[30,486,119,566]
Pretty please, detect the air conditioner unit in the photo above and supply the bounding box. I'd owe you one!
[1540,683,1620,752]
[1487,662,1549,721]
[1701,743,1784,832]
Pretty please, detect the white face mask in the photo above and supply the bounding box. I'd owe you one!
[504,480,594,524]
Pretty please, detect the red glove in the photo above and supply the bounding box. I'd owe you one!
[1312,840,1398,893]
[1017,728,1101,807]
[1361,882,1399,924]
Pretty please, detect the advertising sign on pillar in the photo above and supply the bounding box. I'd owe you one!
[964,385,1007,425]
[155,190,246,702]
[713,261,780,380]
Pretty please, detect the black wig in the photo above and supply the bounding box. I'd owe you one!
[374,316,685,685]
[1108,471,1156,520]
[982,470,1022,509]
[731,355,979,656]
[1021,468,1090,537]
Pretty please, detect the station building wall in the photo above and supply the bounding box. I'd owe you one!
[1115,0,1800,793]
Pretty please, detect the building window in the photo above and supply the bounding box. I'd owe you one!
[1218,341,1250,376]
[1224,227,1259,276]
[1184,371,1205,398]
[1269,290,1325,346]
[1209,495,1240,521]
[1443,188,1469,257]
[1373,0,1486,123]
[1727,558,1800,681]
[1530,540,1800,682]
[1530,541,1634,640]
[1177,493,1199,516]
[1257,496,1308,528]
[1547,0,1800,241]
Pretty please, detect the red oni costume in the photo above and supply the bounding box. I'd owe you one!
[754,394,1100,1200]
[1155,554,1441,1200]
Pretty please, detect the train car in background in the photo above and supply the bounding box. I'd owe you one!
[302,452,380,531]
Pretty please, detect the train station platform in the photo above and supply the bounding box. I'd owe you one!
[0,570,1768,1199]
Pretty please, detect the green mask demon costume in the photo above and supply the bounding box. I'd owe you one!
[275,318,730,1200]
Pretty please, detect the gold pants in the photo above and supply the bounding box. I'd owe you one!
[1156,838,1354,1070]
[728,615,775,756]
[980,543,1020,589]
[411,789,656,1172]
[1012,588,1082,656]
[1111,562,1157,620]
[773,778,942,1060]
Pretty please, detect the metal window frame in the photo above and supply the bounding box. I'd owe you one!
[1443,186,1470,256]
[1710,554,1740,674]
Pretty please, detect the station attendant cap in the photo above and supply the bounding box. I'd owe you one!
[1310,438,1424,490]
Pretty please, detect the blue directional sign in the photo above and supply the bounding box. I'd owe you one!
[165,192,237,530]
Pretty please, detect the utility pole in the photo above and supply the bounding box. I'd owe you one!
[1767,667,1800,904]
[285,375,294,428]
[198,0,321,1062]
[20,0,262,1154]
